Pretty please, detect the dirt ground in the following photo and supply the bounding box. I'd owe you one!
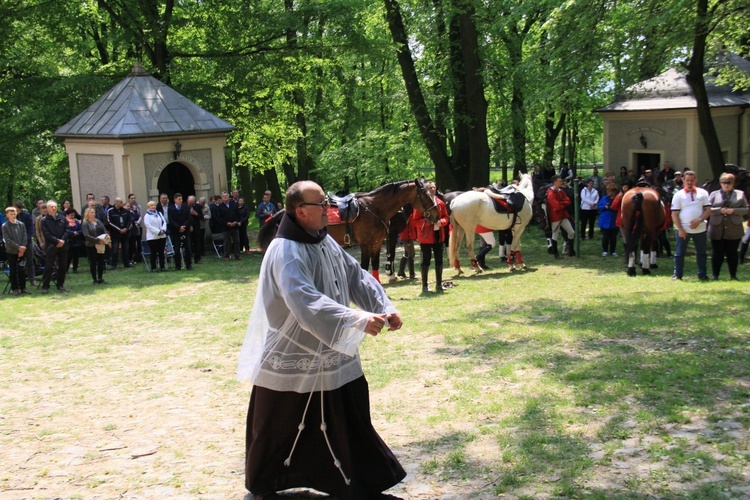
[3,242,749,499]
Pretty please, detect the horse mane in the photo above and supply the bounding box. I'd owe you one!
[257,209,286,254]
[516,173,535,202]
[362,180,414,197]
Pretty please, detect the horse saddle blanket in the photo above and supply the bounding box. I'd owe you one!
[328,192,360,222]
[486,189,526,215]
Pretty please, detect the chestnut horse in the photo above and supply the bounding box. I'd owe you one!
[621,187,665,276]
[258,180,439,283]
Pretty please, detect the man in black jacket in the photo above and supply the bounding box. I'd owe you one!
[40,200,70,293]
[216,191,241,260]
[106,197,133,269]
[187,195,204,263]
[168,193,193,270]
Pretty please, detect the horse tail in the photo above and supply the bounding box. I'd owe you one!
[449,214,463,269]
[626,193,644,259]
[258,209,285,254]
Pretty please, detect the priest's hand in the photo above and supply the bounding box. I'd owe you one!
[386,313,403,331]
[364,314,388,336]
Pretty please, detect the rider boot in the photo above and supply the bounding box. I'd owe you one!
[476,242,492,270]
[435,264,444,292]
[408,258,415,279]
[397,256,408,278]
[565,234,576,257]
[551,239,561,259]
[740,241,749,264]
[421,263,430,293]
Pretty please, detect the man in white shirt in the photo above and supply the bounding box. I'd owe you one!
[670,170,712,280]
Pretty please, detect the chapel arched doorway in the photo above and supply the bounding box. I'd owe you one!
[157,162,195,200]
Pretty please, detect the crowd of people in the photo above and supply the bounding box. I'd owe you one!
[530,161,749,281]
[1,188,282,296]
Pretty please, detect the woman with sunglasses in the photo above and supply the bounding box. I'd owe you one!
[707,173,748,280]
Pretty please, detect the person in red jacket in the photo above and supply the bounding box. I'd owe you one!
[413,182,450,292]
[546,175,576,258]
[396,208,418,279]
[611,180,631,245]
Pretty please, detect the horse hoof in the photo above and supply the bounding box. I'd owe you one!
[627,267,637,276]
[642,268,651,275]
[650,264,658,269]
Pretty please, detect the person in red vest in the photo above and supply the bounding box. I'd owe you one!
[396,209,418,279]
[413,182,450,292]
[546,175,576,259]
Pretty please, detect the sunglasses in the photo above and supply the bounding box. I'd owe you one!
[300,199,330,208]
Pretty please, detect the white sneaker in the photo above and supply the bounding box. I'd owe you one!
[602,251,608,256]
[612,252,618,257]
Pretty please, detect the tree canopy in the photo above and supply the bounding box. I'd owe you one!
[1,0,748,205]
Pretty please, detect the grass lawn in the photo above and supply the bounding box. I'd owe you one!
[1,231,749,499]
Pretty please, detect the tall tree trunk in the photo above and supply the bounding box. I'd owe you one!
[282,157,297,187]
[263,168,283,206]
[544,110,565,163]
[685,0,725,179]
[449,15,471,188]
[286,0,313,181]
[456,0,490,188]
[506,32,526,178]
[383,0,457,189]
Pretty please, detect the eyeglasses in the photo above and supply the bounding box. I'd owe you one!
[300,199,330,208]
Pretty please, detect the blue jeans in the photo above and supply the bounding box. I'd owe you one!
[673,230,707,278]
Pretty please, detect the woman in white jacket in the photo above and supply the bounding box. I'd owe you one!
[144,201,167,271]
[580,179,600,240]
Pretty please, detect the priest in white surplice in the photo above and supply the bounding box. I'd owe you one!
[238,180,405,500]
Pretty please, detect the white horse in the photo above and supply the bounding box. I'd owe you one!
[449,174,535,273]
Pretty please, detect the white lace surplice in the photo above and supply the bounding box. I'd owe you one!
[237,235,396,393]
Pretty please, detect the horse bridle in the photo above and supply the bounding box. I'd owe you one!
[415,180,438,223]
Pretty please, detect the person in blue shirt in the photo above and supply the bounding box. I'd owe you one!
[255,190,277,228]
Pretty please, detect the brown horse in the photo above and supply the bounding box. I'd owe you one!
[621,187,665,276]
[258,180,439,283]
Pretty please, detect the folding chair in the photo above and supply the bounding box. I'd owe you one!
[141,240,152,271]
[164,236,176,270]
[211,232,224,258]
[32,242,55,288]
[2,268,10,295]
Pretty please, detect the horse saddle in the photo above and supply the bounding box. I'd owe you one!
[327,192,360,223]
[484,187,526,215]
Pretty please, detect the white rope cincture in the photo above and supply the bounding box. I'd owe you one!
[283,388,315,467]
[283,342,351,485]
[319,390,351,485]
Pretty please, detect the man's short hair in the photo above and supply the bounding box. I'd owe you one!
[5,207,16,215]
[285,181,317,213]
[682,170,696,178]
[551,175,561,182]
[173,192,183,200]
[13,200,24,210]
[264,190,272,196]
[86,193,95,199]
[101,195,110,203]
